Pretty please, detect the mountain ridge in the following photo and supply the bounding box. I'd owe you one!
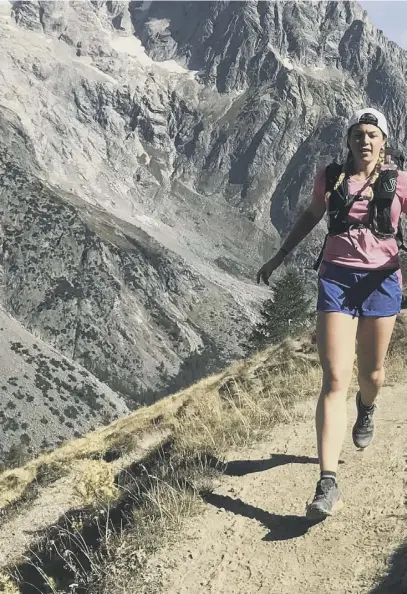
[1,0,407,456]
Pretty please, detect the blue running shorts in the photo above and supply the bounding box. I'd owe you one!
[317,261,402,318]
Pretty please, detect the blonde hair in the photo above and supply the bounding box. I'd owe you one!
[325,145,386,203]
[365,145,385,199]
[324,151,352,204]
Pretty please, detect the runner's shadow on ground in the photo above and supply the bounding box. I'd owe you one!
[213,454,344,477]
[370,538,407,593]
[203,493,321,541]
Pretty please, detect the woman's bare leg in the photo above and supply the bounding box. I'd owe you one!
[315,312,358,472]
[356,315,397,406]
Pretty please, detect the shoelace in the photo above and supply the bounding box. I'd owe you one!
[316,478,335,497]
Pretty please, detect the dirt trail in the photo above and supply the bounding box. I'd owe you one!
[147,384,407,594]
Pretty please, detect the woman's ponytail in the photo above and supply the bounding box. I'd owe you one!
[366,145,385,200]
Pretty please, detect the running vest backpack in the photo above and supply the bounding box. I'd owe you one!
[325,163,397,237]
[314,148,406,271]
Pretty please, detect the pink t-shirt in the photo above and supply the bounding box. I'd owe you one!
[312,167,407,270]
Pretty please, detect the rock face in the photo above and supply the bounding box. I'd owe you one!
[1,0,407,457]
[134,1,407,236]
[0,106,257,408]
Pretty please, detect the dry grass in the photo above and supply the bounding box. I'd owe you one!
[2,319,407,593]
[1,318,405,514]
[9,449,212,593]
[0,335,322,513]
[71,460,119,506]
[0,573,19,594]
[101,483,201,594]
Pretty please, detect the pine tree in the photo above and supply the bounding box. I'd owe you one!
[247,269,311,351]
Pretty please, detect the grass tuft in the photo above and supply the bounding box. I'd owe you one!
[0,573,19,594]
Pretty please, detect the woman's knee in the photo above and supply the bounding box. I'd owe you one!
[321,367,353,394]
[358,367,385,389]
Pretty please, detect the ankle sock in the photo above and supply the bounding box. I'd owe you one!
[320,470,337,482]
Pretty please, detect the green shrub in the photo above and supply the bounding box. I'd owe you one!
[246,268,311,351]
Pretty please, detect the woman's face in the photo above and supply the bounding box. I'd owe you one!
[348,124,386,167]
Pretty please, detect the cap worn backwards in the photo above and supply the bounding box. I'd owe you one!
[347,108,389,138]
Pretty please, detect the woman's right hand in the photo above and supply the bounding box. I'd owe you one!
[256,251,286,286]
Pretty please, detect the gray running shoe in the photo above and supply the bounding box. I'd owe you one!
[306,478,343,520]
[352,391,375,449]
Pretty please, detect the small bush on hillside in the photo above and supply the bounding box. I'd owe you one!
[2,442,29,469]
[246,268,312,352]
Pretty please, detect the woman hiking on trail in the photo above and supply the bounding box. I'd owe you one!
[257,108,407,520]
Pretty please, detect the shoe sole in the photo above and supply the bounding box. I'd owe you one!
[305,499,344,521]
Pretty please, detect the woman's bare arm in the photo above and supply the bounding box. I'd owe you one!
[257,200,326,285]
[279,200,326,256]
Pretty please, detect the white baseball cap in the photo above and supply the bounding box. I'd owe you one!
[348,108,389,138]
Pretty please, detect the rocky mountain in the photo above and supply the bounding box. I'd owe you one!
[1,0,407,458]
[0,304,128,463]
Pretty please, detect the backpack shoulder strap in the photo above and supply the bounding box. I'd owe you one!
[369,170,398,238]
[374,169,398,202]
